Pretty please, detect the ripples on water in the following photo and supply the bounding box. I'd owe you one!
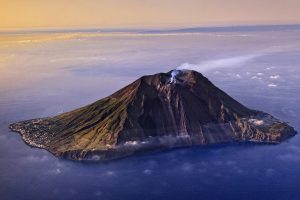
[0,28,300,200]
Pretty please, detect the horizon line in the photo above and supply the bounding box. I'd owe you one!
[1,23,300,34]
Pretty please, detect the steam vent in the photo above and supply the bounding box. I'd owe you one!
[10,70,297,161]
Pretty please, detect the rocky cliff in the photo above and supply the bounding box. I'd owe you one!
[10,70,296,160]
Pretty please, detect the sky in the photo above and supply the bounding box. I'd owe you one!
[1,0,300,29]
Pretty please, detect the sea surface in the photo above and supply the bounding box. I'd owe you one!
[0,26,300,200]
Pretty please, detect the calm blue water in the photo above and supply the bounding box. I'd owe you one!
[0,27,300,200]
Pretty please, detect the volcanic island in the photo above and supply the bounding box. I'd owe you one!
[10,70,297,161]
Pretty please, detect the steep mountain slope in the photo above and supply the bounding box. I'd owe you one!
[10,70,296,160]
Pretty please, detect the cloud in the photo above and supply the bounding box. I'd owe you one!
[91,155,101,161]
[103,171,116,176]
[266,66,276,70]
[278,154,300,161]
[235,74,242,78]
[143,169,152,175]
[277,145,300,162]
[213,161,223,166]
[225,161,237,167]
[44,161,68,175]
[176,54,262,72]
[50,56,107,63]
[287,145,300,152]
[214,173,223,177]
[47,168,63,175]
[270,75,280,79]
[267,83,277,87]
[181,163,194,172]
[25,155,49,162]
[176,45,292,73]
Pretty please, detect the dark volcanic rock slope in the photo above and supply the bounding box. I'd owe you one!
[10,70,296,160]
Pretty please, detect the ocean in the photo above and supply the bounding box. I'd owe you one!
[0,25,300,200]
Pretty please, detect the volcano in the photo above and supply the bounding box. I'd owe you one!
[10,70,296,161]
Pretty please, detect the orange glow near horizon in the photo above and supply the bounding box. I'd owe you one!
[1,0,300,29]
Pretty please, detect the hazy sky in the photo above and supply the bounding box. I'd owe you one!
[1,0,300,29]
